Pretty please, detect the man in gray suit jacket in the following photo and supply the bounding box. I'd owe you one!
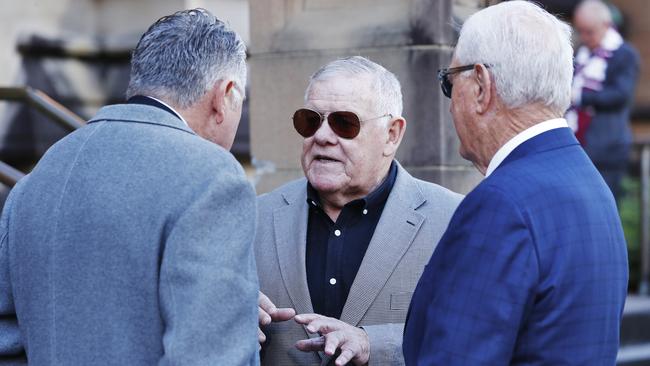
[255,56,462,365]
[0,9,258,365]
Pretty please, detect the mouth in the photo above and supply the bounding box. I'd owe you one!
[314,154,341,163]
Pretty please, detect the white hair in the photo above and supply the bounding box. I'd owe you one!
[305,56,403,120]
[576,0,613,24]
[455,1,574,115]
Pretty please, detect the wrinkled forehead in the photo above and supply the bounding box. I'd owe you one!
[305,76,376,115]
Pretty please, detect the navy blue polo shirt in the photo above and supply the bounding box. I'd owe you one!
[305,161,397,319]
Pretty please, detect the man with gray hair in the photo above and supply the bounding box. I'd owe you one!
[255,56,461,365]
[0,8,258,365]
[404,1,628,364]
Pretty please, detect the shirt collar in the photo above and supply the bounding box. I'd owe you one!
[485,118,569,177]
[144,96,189,127]
[306,160,398,213]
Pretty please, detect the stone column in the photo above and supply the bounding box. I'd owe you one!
[249,0,489,194]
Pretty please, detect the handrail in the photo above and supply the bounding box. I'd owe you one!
[636,136,650,296]
[0,87,85,131]
[0,160,24,187]
[0,86,85,187]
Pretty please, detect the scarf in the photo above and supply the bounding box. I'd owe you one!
[566,27,623,144]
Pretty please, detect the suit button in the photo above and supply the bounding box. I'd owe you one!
[329,278,337,285]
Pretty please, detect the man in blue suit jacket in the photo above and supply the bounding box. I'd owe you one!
[403,2,628,365]
[0,9,259,365]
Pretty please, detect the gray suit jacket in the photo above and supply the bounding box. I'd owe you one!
[0,104,259,365]
[255,163,462,365]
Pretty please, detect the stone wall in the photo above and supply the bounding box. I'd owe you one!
[248,0,490,194]
[0,0,250,169]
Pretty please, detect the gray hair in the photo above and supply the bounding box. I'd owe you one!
[575,0,613,24]
[126,8,247,108]
[455,1,573,115]
[305,56,403,119]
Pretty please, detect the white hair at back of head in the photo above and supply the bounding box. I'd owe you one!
[576,0,613,24]
[305,56,403,120]
[454,1,574,115]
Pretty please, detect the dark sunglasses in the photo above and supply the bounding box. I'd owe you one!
[437,64,491,98]
[292,108,392,139]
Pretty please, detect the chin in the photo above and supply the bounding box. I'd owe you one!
[306,172,345,194]
[458,146,471,161]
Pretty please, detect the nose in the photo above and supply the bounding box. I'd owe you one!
[312,116,338,145]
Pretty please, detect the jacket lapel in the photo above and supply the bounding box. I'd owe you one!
[339,165,426,326]
[273,188,315,317]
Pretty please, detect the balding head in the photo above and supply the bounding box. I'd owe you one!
[574,0,613,50]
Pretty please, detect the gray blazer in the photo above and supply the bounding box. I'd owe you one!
[255,163,462,365]
[0,104,259,365]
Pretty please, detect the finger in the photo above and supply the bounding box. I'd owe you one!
[258,291,276,313]
[295,336,326,352]
[294,313,323,325]
[324,331,344,356]
[259,306,271,326]
[335,348,356,366]
[305,318,339,335]
[270,307,296,322]
[258,327,266,344]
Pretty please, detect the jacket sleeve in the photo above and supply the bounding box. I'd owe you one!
[0,187,27,365]
[363,323,405,365]
[158,161,259,366]
[581,45,640,111]
[404,185,539,365]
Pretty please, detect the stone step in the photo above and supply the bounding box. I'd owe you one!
[618,344,650,366]
[618,296,650,365]
[621,296,650,346]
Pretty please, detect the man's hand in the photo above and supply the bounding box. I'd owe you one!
[294,313,369,366]
[258,291,296,345]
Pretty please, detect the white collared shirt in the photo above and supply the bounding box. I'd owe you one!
[485,118,569,177]
[145,95,189,127]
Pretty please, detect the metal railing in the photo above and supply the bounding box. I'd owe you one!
[637,137,650,296]
[0,87,84,187]
[0,160,25,187]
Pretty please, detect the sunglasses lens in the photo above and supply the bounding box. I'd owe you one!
[293,109,322,137]
[328,111,361,139]
[441,75,452,98]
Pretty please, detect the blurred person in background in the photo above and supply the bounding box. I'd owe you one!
[567,0,640,201]
[0,9,259,365]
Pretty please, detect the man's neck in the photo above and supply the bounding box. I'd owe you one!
[476,105,558,174]
[317,163,392,222]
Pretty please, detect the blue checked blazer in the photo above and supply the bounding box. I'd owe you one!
[403,127,628,365]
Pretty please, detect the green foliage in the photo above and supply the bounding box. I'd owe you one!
[619,176,640,291]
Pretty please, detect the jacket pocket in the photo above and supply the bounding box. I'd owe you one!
[390,292,413,310]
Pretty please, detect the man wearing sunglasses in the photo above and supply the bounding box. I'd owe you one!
[404,2,628,365]
[254,56,462,365]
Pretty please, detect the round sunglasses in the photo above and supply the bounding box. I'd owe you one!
[292,108,392,139]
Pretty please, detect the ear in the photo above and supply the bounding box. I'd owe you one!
[383,117,407,157]
[473,64,492,114]
[211,80,236,125]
